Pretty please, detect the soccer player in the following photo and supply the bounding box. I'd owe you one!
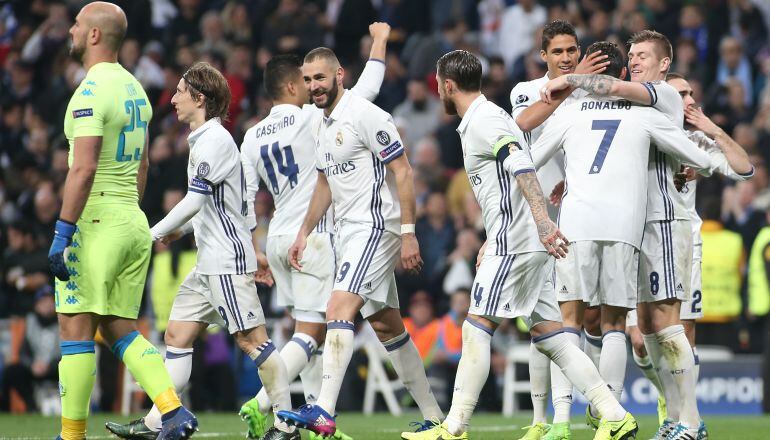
[48,3,195,439]
[538,31,716,439]
[275,47,443,437]
[509,20,608,440]
[402,49,638,440]
[238,22,391,440]
[666,73,753,362]
[106,62,297,440]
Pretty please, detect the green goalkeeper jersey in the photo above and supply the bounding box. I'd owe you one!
[64,62,152,206]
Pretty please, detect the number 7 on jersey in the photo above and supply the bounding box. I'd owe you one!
[589,119,620,174]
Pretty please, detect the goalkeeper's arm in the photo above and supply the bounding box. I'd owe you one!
[150,192,206,240]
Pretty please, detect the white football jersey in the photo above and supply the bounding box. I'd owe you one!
[241,59,385,238]
[186,118,257,275]
[313,91,404,234]
[530,96,713,248]
[642,81,691,221]
[459,95,543,256]
[682,130,754,245]
[242,104,331,237]
[510,74,588,217]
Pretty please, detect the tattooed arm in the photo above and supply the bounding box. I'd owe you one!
[541,73,655,105]
[515,170,569,258]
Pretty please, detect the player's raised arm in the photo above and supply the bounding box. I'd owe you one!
[647,110,712,172]
[348,22,390,101]
[496,135,568,258]
[685,106,754,177]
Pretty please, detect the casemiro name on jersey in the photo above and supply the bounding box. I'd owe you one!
[580,99,632,111]
[254,114,296,138]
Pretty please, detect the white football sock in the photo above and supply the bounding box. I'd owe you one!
[583,330,603,368]
[551,328,580,424]
[300,345,323,404]
[644,332,680,421]
[633,350,664,401]
[528,342,550,425]
[255,333,317,413]
[600,331,627,403]
[248,340,294,432]
[383,331,443,420]
[144,346,193,431]
[656,325,700,428]
[445,319,493,436]
[316,320,355,415]
[535,329,626,422]
[692,346,700,383]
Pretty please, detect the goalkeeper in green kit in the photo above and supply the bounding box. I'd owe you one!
[49,2,196,439]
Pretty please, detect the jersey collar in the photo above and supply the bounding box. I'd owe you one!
[188,117,221,146]
[270,103,298,115]
[327,89,352,123]
[457,94,487,134]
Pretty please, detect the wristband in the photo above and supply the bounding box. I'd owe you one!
[401,224,415,234]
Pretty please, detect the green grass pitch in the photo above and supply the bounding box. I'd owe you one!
[1,412,769,439]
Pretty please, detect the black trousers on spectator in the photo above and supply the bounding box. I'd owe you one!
[762,315,770,413]
[0,363,57,412]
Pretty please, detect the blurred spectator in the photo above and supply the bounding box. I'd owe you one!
[194,10,232,56]
[373,54,407,113]
[716,36,754,107]
[326,0,377,65]
[443,229,482,295]
[498,0,546,75]
[2,221,49,318]
[31,181,57,246]
[403,18,467,81]
[412,137,448,191]
[416,192,455,292]
[0,286,59,413]
[262,0,323,56]
[724,180,767,254]
[221,1,253,44]
[482,56,514,113]
[679,5,708,63]
[164,0,204,50]
[729,0,768,60]
[671,38,708,84]
[393,79,441,148]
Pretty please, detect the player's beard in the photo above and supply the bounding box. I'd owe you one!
[69,38,85,62]
[313,80,339,109]
[441,95,458,115]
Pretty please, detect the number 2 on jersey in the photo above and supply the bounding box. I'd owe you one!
[589,119,620,174]
[116,99,148,162]
[260,142,299,194]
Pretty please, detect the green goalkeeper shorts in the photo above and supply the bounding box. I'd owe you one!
[55,203,152,319]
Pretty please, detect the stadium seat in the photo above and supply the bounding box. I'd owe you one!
[502,343,532,416]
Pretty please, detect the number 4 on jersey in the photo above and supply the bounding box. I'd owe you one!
[260,141,299,194]
[589,119,620,174]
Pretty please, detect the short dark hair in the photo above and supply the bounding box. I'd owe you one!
[665,72,686,82]
[541,20,578,51]
[628,30,673,61]
[182,61,231,120]
[264,55,302,100]
[586,41,624,78]
[304,47,340,68]
[436,50,482,92]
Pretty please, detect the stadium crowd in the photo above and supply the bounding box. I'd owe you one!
[1,0,770,415]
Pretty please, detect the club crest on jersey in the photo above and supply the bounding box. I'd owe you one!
[197,161,211,178]
[376,130,390,146]
[515,94,529,104]
[335,130,343,146]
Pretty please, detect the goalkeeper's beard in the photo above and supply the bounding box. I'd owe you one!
[70,40,85,63]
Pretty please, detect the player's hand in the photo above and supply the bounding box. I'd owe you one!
[540,76,570,104]
[288,235,307,271]
[369,22,391,41]
[574,50,610,75]
[254,251,274,287]
[159,230,184,245]
[476,240,487,270]
[549,180,566,207]
[401,233,423,275]
[48,219,76,281]
[537,219,569,259]
[684,106,722,138]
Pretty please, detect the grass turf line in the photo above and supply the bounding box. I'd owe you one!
[1,412,769,439]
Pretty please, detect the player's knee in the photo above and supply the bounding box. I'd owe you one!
[370,319,400,342]
[164,325,193,349]
[631,334,647,357]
